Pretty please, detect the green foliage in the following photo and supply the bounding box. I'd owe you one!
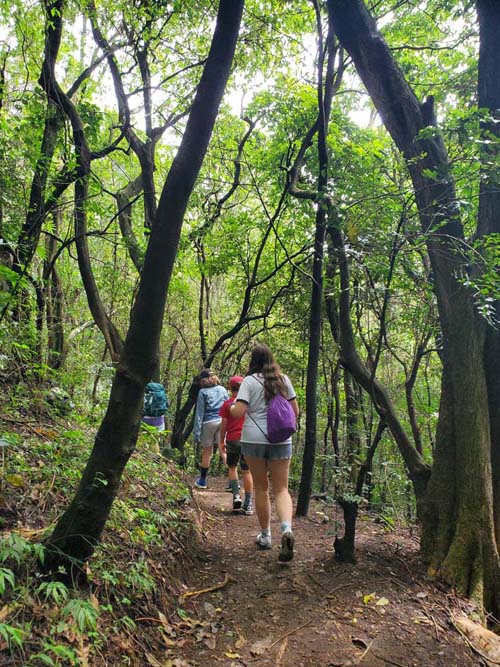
[28,641,78,666]
[0,534,34,567]
[35,581,69,605]
[0,567,15,594]
[60,598,99,633]
[0,0,494,654]
[0,623,26,649]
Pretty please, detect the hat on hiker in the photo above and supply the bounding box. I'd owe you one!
[200,368,214,379]
[229,375,244,389]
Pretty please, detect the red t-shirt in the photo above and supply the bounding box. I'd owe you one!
[218,397,245,441]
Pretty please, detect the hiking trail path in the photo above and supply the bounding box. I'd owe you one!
[165,476,476,667]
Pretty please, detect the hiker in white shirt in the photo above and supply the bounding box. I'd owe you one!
[231,344,299,562]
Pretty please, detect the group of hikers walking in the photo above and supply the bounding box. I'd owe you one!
[141,343,298,563]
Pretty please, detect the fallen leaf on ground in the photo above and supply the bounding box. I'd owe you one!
[250,638,272,656]
[145,653,163,667]
[0,605,14,622]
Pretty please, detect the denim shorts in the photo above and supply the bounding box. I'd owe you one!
[241,441,292,460]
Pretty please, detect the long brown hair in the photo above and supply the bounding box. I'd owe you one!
[247,343,287,402]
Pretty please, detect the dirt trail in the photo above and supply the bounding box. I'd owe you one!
[171,476,476,667]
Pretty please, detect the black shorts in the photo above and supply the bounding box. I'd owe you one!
[226,440,249,471]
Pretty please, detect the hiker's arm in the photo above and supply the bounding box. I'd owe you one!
[219,417,228,464]
[289,398,299,418]
[193,391,205,442]
[230,400,247,419]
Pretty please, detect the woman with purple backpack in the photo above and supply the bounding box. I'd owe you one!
[230,344,299,562]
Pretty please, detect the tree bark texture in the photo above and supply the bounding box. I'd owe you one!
[44,213,66,370]
[328,0,500,610]
[45,0,244,577]
[476,0,500,547]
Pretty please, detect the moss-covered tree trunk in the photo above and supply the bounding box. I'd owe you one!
[45,0,244,579]
[476,0,500,547]
[328,0,500,611]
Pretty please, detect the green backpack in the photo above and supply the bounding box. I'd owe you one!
[143,382,168,417]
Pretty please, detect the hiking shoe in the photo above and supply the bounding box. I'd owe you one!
[194,478,207,489]
[278,531,294,562]
[242,502,253,515]
[232,494,242,511]
[226,481,240,492]
[256,532,272,550]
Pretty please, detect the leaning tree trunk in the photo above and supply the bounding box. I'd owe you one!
[327,0,500,611]
[45,0,244,580]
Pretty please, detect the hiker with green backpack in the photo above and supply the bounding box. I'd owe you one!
[230,344,299,562]
[142,382,168,431]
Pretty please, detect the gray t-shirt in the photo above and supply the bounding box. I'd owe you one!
[237,373,296,444]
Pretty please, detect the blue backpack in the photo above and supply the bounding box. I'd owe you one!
[267,393,296,443]
[143,382,168,417]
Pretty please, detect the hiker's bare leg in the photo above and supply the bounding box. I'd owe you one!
[245,456,270,529]
[242,468,253,494]
[268,458,293,525]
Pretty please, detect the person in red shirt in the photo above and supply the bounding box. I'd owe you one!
[219,376,254,513]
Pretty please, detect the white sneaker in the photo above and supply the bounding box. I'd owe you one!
[256,532,272,550]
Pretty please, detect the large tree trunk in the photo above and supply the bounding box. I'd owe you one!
[327,0,500,610]
[476,0,500,547]
[45,0,244,579]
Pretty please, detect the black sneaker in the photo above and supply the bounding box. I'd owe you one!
[278,531,294,562]
[242,502,253,515]
[232,494,242,511]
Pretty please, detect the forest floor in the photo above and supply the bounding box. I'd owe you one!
[0,413,488,666]
[168,476,479,667]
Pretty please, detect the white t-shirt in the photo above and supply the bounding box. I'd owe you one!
[236,373,296,444]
